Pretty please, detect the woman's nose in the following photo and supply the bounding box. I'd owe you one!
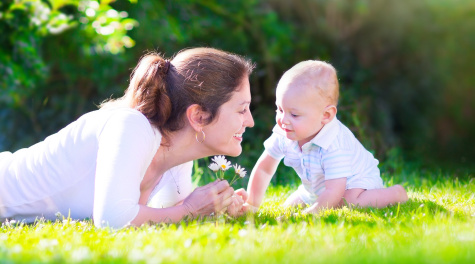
[246,110,255,128]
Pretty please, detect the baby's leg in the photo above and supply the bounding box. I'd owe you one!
[342,185,408,208]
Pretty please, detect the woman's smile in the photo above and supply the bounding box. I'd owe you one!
[233,132,244,141]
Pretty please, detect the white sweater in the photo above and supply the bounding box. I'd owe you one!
[0,108,192,228]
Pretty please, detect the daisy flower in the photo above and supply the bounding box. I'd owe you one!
[208,163,220,172]
[212,155,231,171]
[233,164,247,178]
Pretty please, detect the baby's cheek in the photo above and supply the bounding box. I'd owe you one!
[276,118,282,128]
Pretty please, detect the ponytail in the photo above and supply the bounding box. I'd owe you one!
[101,53,173,133]
[127,54,172,129]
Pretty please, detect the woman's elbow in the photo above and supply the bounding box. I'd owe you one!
[93,203,140,229]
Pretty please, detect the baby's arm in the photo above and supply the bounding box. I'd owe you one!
[303,177,346,213]
[245,151,280,211]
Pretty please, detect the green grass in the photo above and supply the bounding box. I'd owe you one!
[1,170,474,263]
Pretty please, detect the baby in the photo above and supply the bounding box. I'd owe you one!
[244,60,408,214]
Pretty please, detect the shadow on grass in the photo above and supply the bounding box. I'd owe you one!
[229,197,471,229]
[400,198,468,219]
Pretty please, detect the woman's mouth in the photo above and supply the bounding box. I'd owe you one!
[233,133,243,141]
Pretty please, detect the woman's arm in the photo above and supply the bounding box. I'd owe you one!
[94,111,156,228]
[93,111,234,227]
[131,180,234,225]
[132,205,191,225]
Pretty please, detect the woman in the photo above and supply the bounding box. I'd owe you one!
[0,47,255,228]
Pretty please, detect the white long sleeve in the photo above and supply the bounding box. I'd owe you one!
[0,108,161,228]
[93,110,161,228]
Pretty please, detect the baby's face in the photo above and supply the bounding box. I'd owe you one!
[275,78,329,147]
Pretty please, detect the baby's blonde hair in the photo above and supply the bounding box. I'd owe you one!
[282,60,339,105]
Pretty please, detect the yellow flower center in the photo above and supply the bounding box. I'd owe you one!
[221,165,226,169]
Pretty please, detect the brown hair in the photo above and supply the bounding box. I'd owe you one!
[101,47,255,136]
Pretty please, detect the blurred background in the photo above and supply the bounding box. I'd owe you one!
[1,0,474,183]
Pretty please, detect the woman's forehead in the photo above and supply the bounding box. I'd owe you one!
[233,78,252,100]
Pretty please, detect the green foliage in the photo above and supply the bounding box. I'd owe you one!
[1,0,474,166]
[1,169,474,263]
[0,0,137,150]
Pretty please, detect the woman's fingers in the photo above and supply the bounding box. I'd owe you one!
[198,180,230,194]
[213,179,230,192]
[183,181,240,217]
[215,187,234,212]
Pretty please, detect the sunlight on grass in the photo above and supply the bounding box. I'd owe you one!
[1,175,474,263]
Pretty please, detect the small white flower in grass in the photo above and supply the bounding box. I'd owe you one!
[208,163,220,172]
[71,246,92,262]
[212,155,231,171]
[233,164,247,178]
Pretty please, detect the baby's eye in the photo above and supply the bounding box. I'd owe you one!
[239,109,247,114]
[291,114,299,117]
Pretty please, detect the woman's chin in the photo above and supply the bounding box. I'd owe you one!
[223,146,242,157]
[209,142,242,157]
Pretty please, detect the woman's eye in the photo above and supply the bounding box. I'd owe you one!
[239,109,247,114]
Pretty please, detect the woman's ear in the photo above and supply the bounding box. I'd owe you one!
[186,104,210,132]
[322,105,337,125]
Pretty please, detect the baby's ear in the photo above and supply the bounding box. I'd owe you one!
[322,105,337,125]
[186,104,211,132]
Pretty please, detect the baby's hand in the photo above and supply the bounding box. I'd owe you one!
[242,202,259,213]
[226,194,245,217]
[226,189,261,216]
[234,188,259,214]
[234,188,248,201]
[302,203,320,214]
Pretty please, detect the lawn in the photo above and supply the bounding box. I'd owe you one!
[1,168,474,263]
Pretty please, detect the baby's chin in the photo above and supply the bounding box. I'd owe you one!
[284,133,298,141]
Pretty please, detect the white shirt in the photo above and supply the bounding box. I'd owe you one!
[0,108,192,228]
[264,117,382,197]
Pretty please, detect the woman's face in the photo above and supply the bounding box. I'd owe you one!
[202,77,254,156]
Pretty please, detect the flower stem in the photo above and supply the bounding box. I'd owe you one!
[229,174,238,186]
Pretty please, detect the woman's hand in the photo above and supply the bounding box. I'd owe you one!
[182,180,234,218]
